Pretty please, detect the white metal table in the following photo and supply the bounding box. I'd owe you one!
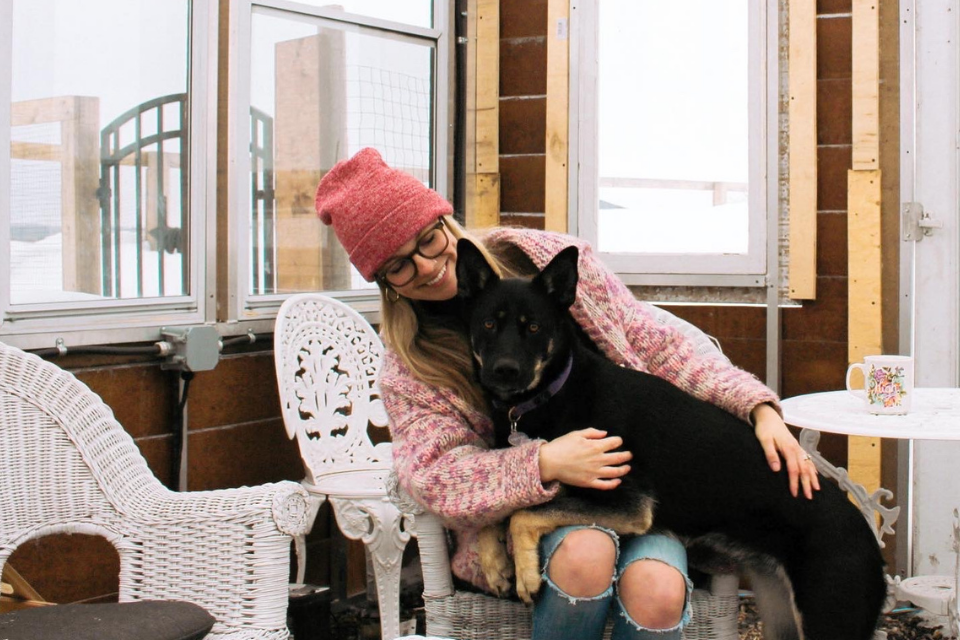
[782,389,960,635]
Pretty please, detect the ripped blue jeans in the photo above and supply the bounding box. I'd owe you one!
[532,526,692,640]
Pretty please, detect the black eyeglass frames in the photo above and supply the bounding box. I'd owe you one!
[376,220,449,287]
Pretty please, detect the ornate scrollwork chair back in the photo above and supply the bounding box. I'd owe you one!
[274,293,412,640]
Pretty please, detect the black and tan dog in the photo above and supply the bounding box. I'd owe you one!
[455,239,886,640]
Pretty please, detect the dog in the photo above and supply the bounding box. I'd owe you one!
[455,238,886,640]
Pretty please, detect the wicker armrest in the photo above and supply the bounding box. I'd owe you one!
[132,481,313,537]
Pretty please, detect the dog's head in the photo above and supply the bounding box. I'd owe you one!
[455,238,579,402]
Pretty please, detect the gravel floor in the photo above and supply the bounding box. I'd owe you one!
[737,595,948,640]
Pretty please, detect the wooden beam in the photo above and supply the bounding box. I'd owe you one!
[544,0,569,233]
[465,0,500,229]
[852,0,880,170]
[788,0,818,300]
[848,168,883,499]
[475,0,499,176]
[847,0,885,508]
[274,31,350,293]
[59,96,101,295]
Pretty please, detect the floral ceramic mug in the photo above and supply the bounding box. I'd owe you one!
[845,355,914,415]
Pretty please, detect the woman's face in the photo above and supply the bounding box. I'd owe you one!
[379,220,458,302]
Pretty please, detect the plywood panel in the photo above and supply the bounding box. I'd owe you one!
[476,0,499,174]
[465,0,500,229]
[847,168,883,496]
[544,0,568,233]
[789,0,818,300]
[851,0,879,170]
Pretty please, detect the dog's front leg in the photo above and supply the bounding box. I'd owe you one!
[508,497,657,604]
[508,509,560,604]
[478,522,514,597]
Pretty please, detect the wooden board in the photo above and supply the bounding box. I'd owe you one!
[847,168,883,496]
[788,0,818,300]
[544,0,569,233]
[465,0,500,229]
[852,0,880,170]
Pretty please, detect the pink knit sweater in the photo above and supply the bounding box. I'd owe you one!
[379,228,780,592]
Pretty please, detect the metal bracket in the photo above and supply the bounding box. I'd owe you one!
[903,202,943,241]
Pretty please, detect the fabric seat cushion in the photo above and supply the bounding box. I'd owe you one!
[0,600,215,640]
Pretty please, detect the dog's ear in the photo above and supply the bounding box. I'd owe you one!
[456,238,499,300]
[536,246,579,309]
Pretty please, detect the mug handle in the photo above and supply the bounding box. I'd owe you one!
[846,363,867,399]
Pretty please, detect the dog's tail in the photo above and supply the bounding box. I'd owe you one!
[748,566,804,640]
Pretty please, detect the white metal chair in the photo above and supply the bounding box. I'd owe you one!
[385,302,743,640]
[0,341,312,640]
[274,293,413,640]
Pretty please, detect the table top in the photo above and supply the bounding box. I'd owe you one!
[782,388,960,440]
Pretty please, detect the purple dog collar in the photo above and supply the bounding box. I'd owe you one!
[492,355,574,445]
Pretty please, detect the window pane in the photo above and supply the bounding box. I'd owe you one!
[290,1,433,29]
[249,10,434,295]
[597,0,749,255]
[9,0,190,304]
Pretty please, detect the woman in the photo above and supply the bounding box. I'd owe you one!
[315,147,819,640]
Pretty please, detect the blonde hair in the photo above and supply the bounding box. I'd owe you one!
[378,215,518,409]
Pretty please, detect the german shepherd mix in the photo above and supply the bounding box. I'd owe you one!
[455,239,886,640]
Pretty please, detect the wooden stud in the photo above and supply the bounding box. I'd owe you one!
[465,0,500,229]
[274,31,350,293]
[544,0,569,233]
[848,168,883,497]
[852,0,880,171]
[11,96,101,295]
[788,0,818,300]
[475,0,499,176]
[846,0,885,505]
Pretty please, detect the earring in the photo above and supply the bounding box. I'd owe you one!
[386,287,401,303]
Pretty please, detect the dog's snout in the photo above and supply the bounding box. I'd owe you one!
[492,358,521,381]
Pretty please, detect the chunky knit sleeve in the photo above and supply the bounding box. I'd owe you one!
[379,351,559,530]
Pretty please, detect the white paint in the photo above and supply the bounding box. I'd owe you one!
[900,0,960,580]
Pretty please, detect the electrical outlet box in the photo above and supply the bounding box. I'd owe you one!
[160,326,221,372]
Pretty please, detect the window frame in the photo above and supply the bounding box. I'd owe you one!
[0,0,219,350]
[222,0,452,331]
[569,0,776,288]
[0,0,452,349]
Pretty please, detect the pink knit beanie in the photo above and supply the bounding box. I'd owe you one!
[315,148,453,281]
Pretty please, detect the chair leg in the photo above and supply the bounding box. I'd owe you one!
[295,492,327,585]
[294,534,307,585]
[330,496,413,640]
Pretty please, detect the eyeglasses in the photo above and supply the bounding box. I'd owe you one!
[377,220,449,287]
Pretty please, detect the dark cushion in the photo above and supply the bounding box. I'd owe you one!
[0,600,215,640]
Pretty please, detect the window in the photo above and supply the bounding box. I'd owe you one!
[0,0,450,347]
[1,0,216,347]
[226,0,450,323]
[572,0,775,286]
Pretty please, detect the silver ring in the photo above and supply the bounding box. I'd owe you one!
[802,454,812,462]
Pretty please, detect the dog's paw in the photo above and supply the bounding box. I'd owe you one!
[514,560,542,604]
[478,525,514,597]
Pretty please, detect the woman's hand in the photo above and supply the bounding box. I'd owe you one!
[538,428,632,490]
[752,403,820,499]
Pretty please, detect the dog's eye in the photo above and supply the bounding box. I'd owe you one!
[528,323,540,334]
[483,319,496,331]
